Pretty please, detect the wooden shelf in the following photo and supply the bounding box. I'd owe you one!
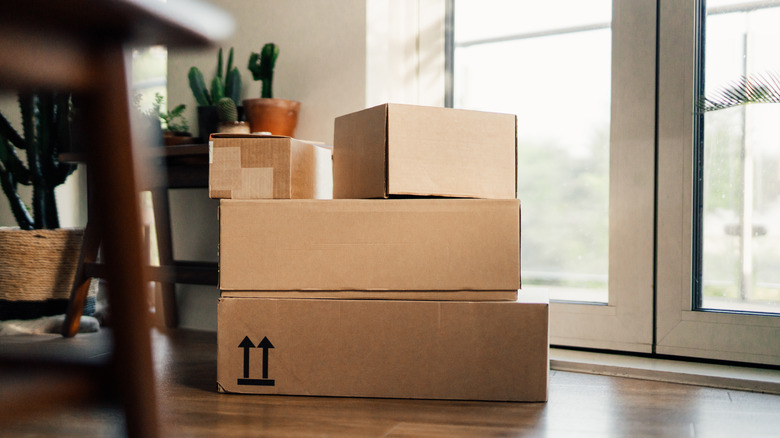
[84,261,218,286]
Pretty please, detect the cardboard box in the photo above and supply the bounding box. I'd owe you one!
[219,199,521,291]
[333,103,517,199]
[221,290,518,301]
[209,134,332,199]
[217,293,549,401]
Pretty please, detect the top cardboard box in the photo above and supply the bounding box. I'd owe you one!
[209,134,332,199]
[333,103,517,199]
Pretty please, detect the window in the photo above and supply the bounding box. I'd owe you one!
[131,46,168,117]
[453,0,611,304]
[451,0,780,364]
[697,1,780,314]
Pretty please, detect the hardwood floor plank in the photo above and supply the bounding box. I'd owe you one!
[2,328,779,437]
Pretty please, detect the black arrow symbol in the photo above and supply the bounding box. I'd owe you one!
[257,336,274,379]
[238,336,255,378]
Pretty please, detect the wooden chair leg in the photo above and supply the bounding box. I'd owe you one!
[83,42,160,438]
[62,218,101,338]
[151,187,179,328]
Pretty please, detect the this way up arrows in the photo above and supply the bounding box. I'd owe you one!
[236,335,276,387]
[238,336,255,379]
[257,336,274,379]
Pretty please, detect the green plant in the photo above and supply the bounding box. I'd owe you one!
[697,71,780,112]
[248,43,279,98]
[188,47,242,107]
[216,97,238,123]
[0,92,77,230]
[152,93,189,133]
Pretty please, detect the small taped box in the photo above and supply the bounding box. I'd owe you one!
[209,134,332,199]
[333,103,517,199]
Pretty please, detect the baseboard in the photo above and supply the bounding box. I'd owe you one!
[550,347,780,394]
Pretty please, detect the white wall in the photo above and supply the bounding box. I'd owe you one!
[166,0,369,331]
[167,0,368,144]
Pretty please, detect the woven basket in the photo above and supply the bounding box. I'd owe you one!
[0,228,91,302]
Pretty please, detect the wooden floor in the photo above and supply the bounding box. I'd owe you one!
[2,328,780,437]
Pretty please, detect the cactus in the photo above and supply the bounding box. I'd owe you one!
[188,67,211,106]
[216,97,238,123]
[248,43,279,99]
[0,92,77,230]
[189,47,243,106]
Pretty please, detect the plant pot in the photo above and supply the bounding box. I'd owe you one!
[163,131,194,146]
[0,228,97,320]
[198,105,246,142]
[196,106,219,143]
[243,98,301,137]
[218,121,251,134]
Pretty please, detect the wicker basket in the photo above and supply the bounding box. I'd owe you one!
[0,228,96,319]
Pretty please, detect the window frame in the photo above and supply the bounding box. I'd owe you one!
[547,0,656,353]
[655,0,780,366]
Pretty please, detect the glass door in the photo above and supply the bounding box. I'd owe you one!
[697,1,780,315]
[656,0,780,365]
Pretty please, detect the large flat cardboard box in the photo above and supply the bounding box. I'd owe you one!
[333,103,517,199]
[219,199,521,291]
[209,134,332,199]
[221,290,518,301]
[217,294,549,401]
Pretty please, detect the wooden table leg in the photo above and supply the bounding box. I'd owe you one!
[151,187,179,328]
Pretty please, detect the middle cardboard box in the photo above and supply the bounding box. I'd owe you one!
[219,198,520,293]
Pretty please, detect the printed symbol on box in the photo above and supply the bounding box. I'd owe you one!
[237,336,275,386]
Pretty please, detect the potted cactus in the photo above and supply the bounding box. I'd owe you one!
[244,43,301,137]
[0,92,95,320]
[189,47,242,142]
[216,97,250,134]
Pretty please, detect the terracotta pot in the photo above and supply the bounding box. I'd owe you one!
[243,98,301,137]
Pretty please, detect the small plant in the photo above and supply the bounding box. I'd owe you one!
[152,93,189,134]
[697,71,780,112]
[248,43,279,98]
[0,92,77,230]
[216,97,238,123]
[189,47,242,107]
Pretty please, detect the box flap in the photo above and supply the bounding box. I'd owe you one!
[289,139,333,199]
[333,104,389,199]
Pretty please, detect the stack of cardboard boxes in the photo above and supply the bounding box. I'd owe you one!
[212,103,549,402]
